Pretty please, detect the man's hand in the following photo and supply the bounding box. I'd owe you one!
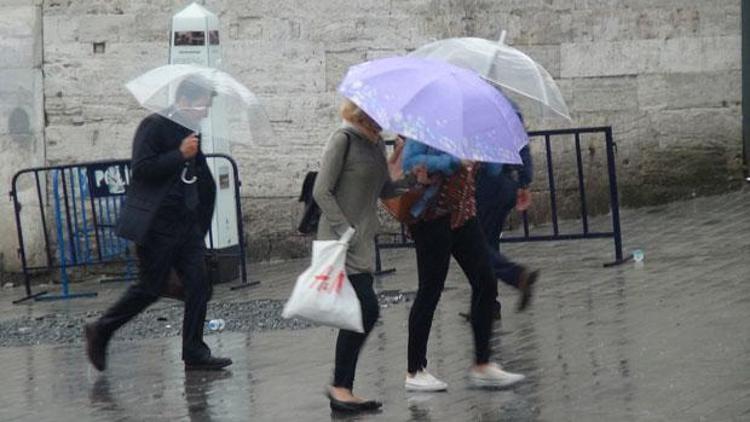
[180,133,200,159]
[515,188,532,211]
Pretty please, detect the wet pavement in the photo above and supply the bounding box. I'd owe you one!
[1,189,748,421]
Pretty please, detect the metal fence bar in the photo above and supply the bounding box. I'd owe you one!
[87,174,104,262]
[604,127,624,264]
[77,168,93,264]
[34,171,53,269]
[10,172,48,303]
[543,134,560,236]
[574,133,590,235]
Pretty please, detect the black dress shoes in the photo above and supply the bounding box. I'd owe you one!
[327,392,383,413]
[84,322,108,372]
[517,269,540,312]
[184,356,233,371]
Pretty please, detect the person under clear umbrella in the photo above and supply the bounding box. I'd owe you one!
[475,107,539,319]
[476,144,539,318]
[84,77,232,371]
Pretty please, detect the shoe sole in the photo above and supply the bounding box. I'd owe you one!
[469,375,525,389]
[184,362,232,371]
[404,383,448,392]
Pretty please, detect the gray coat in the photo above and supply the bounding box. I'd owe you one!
[313,124,409,274]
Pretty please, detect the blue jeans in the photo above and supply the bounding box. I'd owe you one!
[475,170,523,291]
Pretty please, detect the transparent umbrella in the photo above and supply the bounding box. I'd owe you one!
[125,63,273,145]
[410,32,571,121]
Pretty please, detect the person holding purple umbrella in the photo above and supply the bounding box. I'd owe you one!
[402,139,526,392]
[336,56,528,391]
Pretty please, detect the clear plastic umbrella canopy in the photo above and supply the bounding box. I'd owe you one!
[410,34,571,121]
[125,64,273,145]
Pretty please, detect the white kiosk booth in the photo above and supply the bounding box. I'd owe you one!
[170,2,240,283]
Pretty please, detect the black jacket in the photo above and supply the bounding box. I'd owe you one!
[116,113,216,244]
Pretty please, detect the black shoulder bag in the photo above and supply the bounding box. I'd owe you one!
[297,130,352,234]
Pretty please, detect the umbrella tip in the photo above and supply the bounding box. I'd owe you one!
[498,30,507,44]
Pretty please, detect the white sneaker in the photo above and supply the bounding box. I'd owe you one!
[405,370,448,392]
[469,363,525,388]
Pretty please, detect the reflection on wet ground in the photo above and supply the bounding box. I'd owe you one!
[1,190,749,421]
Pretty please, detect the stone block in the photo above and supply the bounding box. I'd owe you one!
[571,76,638,112]
[77,15,138,43]
[521,44,561,79]
[570,8,706,43]
[648,108,742,150]
[229,15,302,42]
[254,91,339,142]
[42,15,79,44]
[323,47,368,91]
[561,36,740,78]
[0,5,41,69]
[44,123,133,164]
[0,69,44,134]
[223,41,326,94]
[621,0,738,10]
[698,4,741,38]
[637,71,741,110]
[231,143,327,197]
[43,41,167,99]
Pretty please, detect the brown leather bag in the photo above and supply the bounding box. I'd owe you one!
[381,137,423,223]
[381,187,425,224]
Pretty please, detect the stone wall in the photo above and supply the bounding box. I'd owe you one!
[0,0,742,268]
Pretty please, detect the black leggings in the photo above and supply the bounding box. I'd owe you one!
[333,273,380,390]
[408,217,497,373]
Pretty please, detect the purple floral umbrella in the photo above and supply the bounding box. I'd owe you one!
[338,56,527,164]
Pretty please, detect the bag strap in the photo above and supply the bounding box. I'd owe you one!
[338,127,353,164]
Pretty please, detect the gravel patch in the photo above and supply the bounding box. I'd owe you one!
[0,290,417,347]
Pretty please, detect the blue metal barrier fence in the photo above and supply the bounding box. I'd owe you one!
[9,154,249,304]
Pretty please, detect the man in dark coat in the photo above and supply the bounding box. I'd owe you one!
[476,144,539,318]
[85,78,232,371]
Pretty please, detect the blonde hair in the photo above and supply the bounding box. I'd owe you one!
[340,99,381,132]
[340,99,363,121]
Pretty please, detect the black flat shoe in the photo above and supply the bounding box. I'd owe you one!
[326,392,382,413]
[184,356,233,371]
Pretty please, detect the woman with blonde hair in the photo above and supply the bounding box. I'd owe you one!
[313,98,412,413]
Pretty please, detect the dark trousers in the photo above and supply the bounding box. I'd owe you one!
[407,217,497,373]
[96,219,211,362]
[333,273,380,390]
[475,171,523,289]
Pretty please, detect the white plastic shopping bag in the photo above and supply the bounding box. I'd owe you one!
[282,228,364,333]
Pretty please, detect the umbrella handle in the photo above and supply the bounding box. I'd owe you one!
[498,30,507,44]
[181,165,197,184]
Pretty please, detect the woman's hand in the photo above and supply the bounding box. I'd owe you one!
[413,165,431,184]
